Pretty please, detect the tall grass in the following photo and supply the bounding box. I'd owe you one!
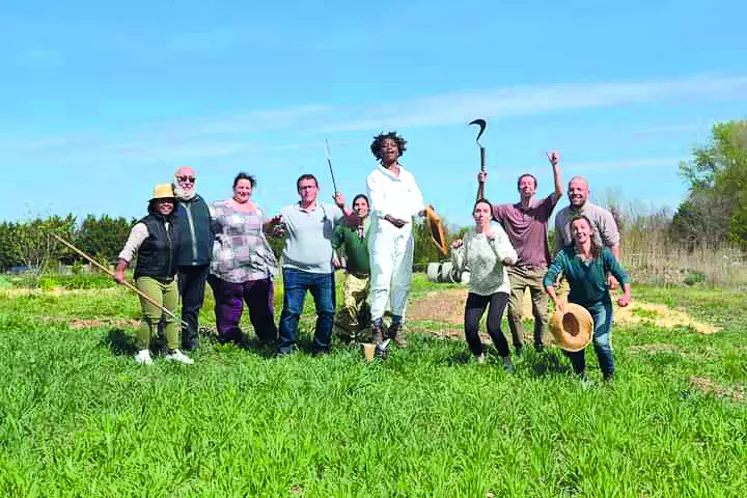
[615,203,747,288]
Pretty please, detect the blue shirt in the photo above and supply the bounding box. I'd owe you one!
[278,202,344,274]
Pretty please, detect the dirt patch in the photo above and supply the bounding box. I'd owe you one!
[689,376,745,402]
[37,317,139,329]
[628,344,681,354]
[408,289,466,325]
[407,288,719,334]
[615,302,719,334]
[68,318,140,329]
[0,287,120,298]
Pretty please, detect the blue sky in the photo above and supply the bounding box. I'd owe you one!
[2,0,746,226]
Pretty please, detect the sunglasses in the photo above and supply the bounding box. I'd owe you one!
[177,176,196,183]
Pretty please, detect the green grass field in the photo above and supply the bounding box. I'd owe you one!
[0,274,745,496]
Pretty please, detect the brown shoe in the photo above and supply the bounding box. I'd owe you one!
[388,322,407,348]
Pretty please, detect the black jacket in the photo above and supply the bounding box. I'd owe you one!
[134,212,180,280]
[173,194,214,266]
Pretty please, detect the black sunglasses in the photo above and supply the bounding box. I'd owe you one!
[177,176,196,183]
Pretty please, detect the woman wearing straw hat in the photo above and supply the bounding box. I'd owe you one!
[114,184,194,365]
[543,214,631,382]
[451,198,518,369]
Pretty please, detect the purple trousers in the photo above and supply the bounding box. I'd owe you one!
[208,275,278,342]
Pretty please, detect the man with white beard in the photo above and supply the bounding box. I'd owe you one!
[172,166,214,350]
[366,132,425,353]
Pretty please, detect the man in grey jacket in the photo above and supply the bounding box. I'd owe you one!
[172,166,214,350]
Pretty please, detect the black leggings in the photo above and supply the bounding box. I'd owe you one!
[464,292,510,357]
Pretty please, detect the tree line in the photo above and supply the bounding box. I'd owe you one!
[0,213,452,275]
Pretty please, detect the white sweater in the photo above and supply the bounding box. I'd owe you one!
[451,224,518,296]
[366,165,425,222]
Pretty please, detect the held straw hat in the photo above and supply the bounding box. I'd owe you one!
[549,303,593,352]
[425,204,448,256]
[150,183,175,201]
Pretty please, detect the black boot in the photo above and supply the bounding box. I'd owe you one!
[387,321,407,348]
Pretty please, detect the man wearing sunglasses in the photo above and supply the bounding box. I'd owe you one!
[172,166,214,350]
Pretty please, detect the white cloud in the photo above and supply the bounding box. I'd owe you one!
[5,73,747,163]
[317,74,747,133]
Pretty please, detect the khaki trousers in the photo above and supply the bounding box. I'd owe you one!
[506,266,549,350]
[135,277,179,351]
[334,273,371,341]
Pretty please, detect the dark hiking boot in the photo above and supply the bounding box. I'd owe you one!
[387,322,407,348]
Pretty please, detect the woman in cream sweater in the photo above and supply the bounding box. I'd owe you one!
[451,198,518,369]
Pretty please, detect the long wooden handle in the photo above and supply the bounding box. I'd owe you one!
[51,234,186,326]
[476,146,486,200]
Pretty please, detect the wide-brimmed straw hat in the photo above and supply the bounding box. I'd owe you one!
[424,204,448,256]
[150,183,175,201]
[549,303,593,352]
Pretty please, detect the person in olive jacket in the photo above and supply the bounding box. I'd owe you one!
[172,166,215,350]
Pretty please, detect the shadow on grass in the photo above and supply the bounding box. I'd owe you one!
[102,328,138,356]
[522,348,572,377]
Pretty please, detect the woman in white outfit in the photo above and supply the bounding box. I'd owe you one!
[451,198,518,369]
[366,131,425,351]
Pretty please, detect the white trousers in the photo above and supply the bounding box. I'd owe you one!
[368,218,414,322]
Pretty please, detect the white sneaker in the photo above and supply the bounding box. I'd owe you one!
[165,349,194,365]
[476,353,486,364]
[134,349,153,365]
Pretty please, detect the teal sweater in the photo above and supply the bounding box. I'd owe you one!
[543,247,630,306]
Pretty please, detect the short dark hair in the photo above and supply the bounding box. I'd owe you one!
[370,131,407,160]
[352,194,369,206]
[517,173,537,189]
[473,197,493,214]
[296,174,319,190]
[233,172,257,189]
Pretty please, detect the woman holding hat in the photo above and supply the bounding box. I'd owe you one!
[451,198,518,369]
[208,173,280,345]
[114,183,194,365]
[543,214,631,381]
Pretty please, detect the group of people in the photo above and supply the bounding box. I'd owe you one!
[115,131,631,383]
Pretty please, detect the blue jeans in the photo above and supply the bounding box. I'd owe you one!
[278,269,336,353]
[564,298,615,379]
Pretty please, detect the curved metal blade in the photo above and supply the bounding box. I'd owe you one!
[469,118,487,145]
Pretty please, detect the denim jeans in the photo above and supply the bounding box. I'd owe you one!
[564,298,614,379]
[278,269,335,353]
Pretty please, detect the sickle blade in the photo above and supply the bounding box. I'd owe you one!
[469,118,487,144]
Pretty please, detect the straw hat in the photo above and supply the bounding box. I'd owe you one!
[425,204,448,256]
[150,183,175,201]
[549,303,593,352]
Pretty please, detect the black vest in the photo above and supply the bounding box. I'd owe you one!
[134,213,179,280]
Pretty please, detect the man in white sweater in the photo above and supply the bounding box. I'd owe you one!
[366,132,425,352]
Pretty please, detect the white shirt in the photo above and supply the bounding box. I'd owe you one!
[451,224,518,296]
[366,165,425,221]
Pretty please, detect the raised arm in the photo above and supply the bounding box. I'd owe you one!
[547,151,563,203]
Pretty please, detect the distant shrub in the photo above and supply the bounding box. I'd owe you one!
[683,270,706,286]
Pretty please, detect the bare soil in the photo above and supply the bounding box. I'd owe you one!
[407,289,719,334]
[689,376,746,402]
